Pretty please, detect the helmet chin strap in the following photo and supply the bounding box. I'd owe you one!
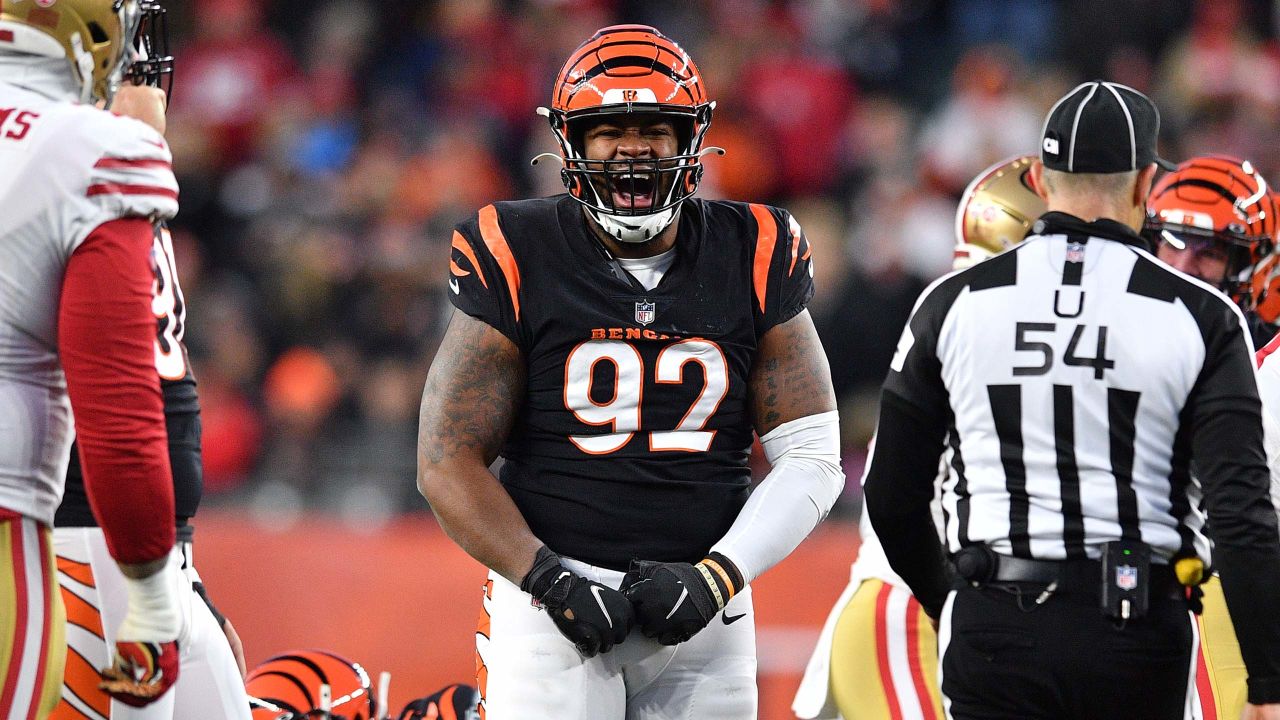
[587,205,679,244]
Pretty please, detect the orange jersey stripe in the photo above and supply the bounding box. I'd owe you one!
[59,587,103,641]
[478,206,521,321]
[476,579,492,718]
[440,685,458,720]
[56,557,95,590]
[749,204,777,314]
[55,647,111,719]
[452,231,487,288]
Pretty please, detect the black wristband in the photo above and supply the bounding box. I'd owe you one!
[519,545,562,599]
[704,552,744,596]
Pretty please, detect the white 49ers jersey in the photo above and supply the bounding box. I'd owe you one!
[1253,342,1280,533]
[0,79,178,526]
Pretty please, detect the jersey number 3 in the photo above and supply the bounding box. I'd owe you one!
[564,339,728,454]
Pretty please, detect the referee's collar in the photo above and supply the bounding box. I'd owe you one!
[1030,211,1152,252]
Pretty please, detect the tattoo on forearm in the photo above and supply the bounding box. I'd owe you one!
[750,311,836,435]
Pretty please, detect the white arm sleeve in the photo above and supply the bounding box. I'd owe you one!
[710,410,845,584]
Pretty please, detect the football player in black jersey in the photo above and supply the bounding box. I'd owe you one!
[1146,155,1280,348]
[417,25,845,720]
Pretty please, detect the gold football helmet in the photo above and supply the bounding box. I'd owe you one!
[953,155,1046,270]
[0,0,154,105]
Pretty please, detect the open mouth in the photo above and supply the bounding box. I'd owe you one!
[612,173,657,210]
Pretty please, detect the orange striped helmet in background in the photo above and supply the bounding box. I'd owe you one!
[246,650,377,720]
[536,25,719,244]
[1249,190,1280,324]
[1145,155,1278,302]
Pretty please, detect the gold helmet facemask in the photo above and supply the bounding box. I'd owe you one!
[0,0,147,106]
[953,155,1047,270]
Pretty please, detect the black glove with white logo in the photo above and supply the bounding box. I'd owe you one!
[520,546,634,658]
[620,552,744,645]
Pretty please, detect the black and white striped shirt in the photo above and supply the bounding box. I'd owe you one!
[864,214,1280,636]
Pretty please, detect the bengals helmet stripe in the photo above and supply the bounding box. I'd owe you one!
[252,665,317,711]
[1146,155,1277,301]
[246,650,375,720]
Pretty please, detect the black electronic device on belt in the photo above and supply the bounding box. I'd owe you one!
[1100,540,1150,621]
[953,545,997,586]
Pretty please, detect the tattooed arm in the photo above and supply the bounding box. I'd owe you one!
[707,310,844,584]
[417,311,541,585]
[748,309,838,433]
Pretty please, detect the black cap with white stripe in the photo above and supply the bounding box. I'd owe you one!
[1040,81,1172,174]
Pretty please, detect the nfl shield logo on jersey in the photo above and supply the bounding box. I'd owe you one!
[1066,241,1086,263]
[635,300,656,326]
[1115,565,1138,591]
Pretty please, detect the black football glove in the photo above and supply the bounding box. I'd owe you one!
[520,546,634,658]
[620,552,744,645]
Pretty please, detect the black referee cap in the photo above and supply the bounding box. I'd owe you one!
[1040,81,1173,174]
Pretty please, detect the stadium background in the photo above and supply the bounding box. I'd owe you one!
[165,0,1280,715]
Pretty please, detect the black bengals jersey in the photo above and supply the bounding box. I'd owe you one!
[449,194,814,570]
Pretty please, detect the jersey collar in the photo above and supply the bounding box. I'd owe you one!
[1031,211,1152,252]
[559,194,702,295]
[0,53,80,103]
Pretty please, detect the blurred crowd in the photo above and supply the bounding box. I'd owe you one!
[165,0,1280,521]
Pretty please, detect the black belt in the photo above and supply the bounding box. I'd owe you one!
[989,553,1071,584]
[955,547,1183,598]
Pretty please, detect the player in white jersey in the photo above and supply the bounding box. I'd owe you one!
[21,6,250,720]
[793,156,1046,720]
[0,1,187,715]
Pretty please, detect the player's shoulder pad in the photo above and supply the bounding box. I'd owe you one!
[732,200,812,316]
[73,106,179,223]
[451,202,526,322]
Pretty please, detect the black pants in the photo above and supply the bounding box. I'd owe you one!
[941,580,1194,719]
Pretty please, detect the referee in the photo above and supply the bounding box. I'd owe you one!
[864,80,1280,719]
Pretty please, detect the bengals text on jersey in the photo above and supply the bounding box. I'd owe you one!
[448,194,814,570]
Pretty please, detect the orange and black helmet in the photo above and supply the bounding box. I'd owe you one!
[536,25,717,242]
[1145,155,1278,295]
[397,683,480,720]
[246,650,376,720]
[1248,189,1280,324]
